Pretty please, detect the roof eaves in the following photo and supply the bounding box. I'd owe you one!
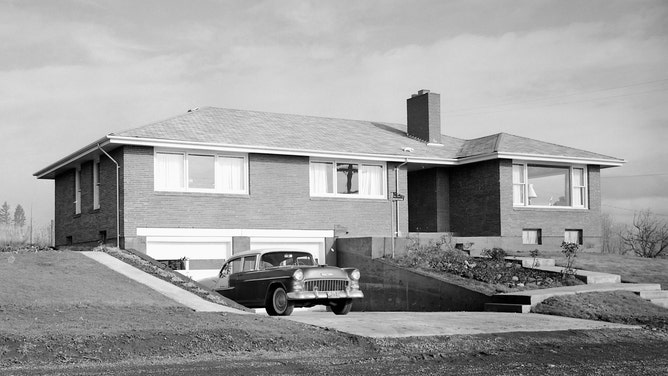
[34,136,112,179]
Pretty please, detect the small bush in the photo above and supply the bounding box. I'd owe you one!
[482,248,507,262]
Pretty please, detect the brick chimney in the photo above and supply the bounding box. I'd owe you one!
[406,89,441,144]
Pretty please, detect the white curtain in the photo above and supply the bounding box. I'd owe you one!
[512,165,525,204]
[564,230,580,244]
[218,156,245,192]
[359,165,383,196]
[310,162,332,194]
[155,153,184,190]
[572,168,584,206]
[522,230,539,244]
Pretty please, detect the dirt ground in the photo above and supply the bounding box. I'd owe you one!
[3,249,668,374]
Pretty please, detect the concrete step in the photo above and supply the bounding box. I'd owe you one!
[532,266,621,284]
[504,256,556,268]
[492,283,662,312]
[484,303,531,313]
[636,290,668,300]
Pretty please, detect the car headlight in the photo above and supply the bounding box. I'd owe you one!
[350,269,360,281]
[292,269,304,281]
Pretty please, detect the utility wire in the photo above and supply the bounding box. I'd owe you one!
[601,173,668,179]
[445,78,668,116]
[602,204,668,217]
[446,87,668,117]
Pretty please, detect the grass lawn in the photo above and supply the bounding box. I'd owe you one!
[509,250,668,289]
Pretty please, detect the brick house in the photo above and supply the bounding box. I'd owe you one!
[35,90,623,279]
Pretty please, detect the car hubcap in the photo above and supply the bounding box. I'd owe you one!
[275,290,287,312]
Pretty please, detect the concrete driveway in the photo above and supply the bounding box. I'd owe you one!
[275,311,638,338]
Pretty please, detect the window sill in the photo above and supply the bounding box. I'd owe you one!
[154,191,250,199]
[310,196,388,203]
[513,206,588,211]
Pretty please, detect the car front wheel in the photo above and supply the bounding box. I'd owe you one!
[330,299,353,315]
[266,286,294,316]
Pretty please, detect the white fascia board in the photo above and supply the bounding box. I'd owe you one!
[108,135,457,164]
[136,227,334,238]
[457,152,625,167]
[34,137,111,179]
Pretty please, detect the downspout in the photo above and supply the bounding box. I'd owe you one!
[97,144,121,248]
[392,159,409,258]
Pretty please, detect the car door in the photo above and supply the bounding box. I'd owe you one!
[231,255,262,306]
[214,257,241,299]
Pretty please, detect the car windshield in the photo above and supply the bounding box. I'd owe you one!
[260,252,316,269]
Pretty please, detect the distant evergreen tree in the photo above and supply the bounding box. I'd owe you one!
[13,204,26,227]
[0,202,10,225]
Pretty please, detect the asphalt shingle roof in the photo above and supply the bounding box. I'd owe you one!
[112,107,622,163]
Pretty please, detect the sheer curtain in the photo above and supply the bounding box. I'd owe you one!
[359,165,383,196]
[310,162,332,194]
[218,156,245,192]
[512,164,525,204]
[572,168,585,207]
[522,230,539,244]
[155,153,184,190]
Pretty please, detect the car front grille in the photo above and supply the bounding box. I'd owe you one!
[304,279,347,292]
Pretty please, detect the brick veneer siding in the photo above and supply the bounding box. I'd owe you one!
[121,146,408,250]
[53,148,122,247]
[448,160,502,236]
[408,167,450,232]
[498,160,603,250]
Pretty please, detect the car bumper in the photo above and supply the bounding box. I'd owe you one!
[287,290,364,300]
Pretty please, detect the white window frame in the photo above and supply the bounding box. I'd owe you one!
[93,158,100,210]
[309,159,387,199]
[154,150,248,194]
[512,162,588,209]
[75,166,81,214]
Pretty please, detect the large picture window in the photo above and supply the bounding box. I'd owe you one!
[155,151,247,194]
[310,160,385,199]
[512,163,587,208]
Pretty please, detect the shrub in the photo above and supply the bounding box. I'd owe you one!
[482,247,507,262]
[561,241,579,278]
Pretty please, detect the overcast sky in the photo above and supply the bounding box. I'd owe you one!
[1,0,667,226]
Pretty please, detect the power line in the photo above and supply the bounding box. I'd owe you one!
[602,204,668,217]
[445,78,668,116]
[601,173,668,179]
[445,87,668,117]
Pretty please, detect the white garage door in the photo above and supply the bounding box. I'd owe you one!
[250,237,326,265]
[145,236,231,281]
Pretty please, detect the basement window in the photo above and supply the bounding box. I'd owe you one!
[564,229,583,245]
[522,229,542,245]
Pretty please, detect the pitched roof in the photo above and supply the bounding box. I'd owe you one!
[113,106,623,163]
[35,106,624,179]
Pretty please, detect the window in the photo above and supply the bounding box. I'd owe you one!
[512,163,587,208]
[75,167,81,214]
[154,151,247,194]
[242,256,256,271]
[98,230,107,244]
[522,229,542,245]
[93,160,100,210]
[564,229,583,245]
[310,160,385,198]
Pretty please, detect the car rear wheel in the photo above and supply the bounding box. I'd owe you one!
[266,286,294,316]
[330,299,353,315]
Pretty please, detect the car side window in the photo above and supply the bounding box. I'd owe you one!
[242,256,256,271]
[230,258,242,274]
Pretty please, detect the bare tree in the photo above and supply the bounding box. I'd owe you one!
[620,210,668,258]
[601,213,626,254]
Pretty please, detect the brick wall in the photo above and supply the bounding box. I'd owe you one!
[121,146,408,248]
[449,160,502,236]
[408,167,450,232]
[498,160,603,250]
[53,149,122,247]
